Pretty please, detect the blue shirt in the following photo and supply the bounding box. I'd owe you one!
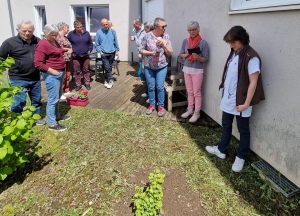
[67,30,93,57]
[95,29,119,53]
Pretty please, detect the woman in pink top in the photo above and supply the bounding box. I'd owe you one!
[34,24,72,132]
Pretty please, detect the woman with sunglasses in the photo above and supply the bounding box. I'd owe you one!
[140,17,173,117]
[180,21,209,123]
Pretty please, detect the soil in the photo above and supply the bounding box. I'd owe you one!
[113,168,207,216]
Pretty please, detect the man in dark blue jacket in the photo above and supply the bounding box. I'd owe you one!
[0,20,44,125]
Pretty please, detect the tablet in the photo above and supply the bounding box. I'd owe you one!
[187,47,201,55]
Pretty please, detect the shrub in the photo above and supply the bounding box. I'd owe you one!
[0,57,41,180]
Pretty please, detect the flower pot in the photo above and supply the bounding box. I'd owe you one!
[66,98,89,107]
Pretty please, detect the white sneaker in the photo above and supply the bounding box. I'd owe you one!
[60,94,66,100]
[64,91,73,97]
[232,156,245,172]
[141,93,148,97]
[104,81,108,88]
[107,80,114,89]
[205,146,226,159]
[146,99,150,103]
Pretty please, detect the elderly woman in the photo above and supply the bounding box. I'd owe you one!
[144,21,154,33]
[34,24,72,132]
[140,17,173,117]
[56,22,72,99]
[67,21,93,91]
[180,21,209,123]
[206,26,265,172]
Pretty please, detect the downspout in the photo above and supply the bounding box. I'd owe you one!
[7,0,15,36]
[139,0,143,21]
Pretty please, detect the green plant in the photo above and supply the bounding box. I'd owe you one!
[0,57,41,180]
[68,89,88,100]
[132,168,165,216]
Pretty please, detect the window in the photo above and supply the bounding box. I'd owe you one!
[71,6,109,36]
[34,6,47,38]
[230,0,300,12]
[145,0,164,22]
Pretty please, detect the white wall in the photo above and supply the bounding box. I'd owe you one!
[160,0,300,187]
[0,0,139,62]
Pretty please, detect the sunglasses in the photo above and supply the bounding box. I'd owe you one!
[157,25,167,29]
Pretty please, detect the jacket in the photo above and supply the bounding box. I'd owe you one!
[67,30,93,57]
[0,34,40,81]
[219,45,265,106]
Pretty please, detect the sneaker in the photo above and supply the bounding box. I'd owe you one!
[141,93,148,97]
[35,119,46,126]
[232,156,245,172]
[75,85,82,92]
[56,115,71,121]
[136,77,141,81]
[48,124,66,131]
[104,81,108,88]
[205,146,226,159]
[60,94,67,100]
[107,80,114,89]
[146,99,150,103]
[146,105,155,115]
[157,106,164,117]
[85,84,91,90]
[181,107,194,119]
[64,91,73,97]
[189,111,200,123]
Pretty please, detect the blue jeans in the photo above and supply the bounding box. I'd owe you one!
[10,79,42,115]
[101,53,115,81]
[145,66,167,107]
[41,72,65,125]
[218,111,250,159]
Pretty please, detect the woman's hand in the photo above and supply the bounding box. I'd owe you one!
[157,39,166,48]
[192,53,200,59]
[235,104,249,112]
[181,51,189,59]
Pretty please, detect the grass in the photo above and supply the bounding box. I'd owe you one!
[0,105,299,215]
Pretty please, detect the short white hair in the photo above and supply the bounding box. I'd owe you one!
[16,20,35,30]
[43,24,59,36]
[187,21,200,31]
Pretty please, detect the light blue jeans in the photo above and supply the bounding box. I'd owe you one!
[144,66,167,108]
[41,72,65,125]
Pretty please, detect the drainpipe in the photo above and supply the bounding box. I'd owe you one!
[139,0,143,21]
[7,0,15,36]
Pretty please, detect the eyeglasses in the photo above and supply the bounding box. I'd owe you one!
[188,28,197,32]
[157,25,167,29]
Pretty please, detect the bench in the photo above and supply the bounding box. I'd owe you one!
[164,57,187,111]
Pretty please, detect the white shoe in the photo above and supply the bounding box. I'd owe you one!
[64,91,73,97]
[146,99,150,103]
[60,94,66,100]
[141,93,148,97]
[205,146,226,159]
[232,156,245,172]
[104,81,108,88]
[107,80,114,89]
[181,108,194,119]
[189,111,200,123]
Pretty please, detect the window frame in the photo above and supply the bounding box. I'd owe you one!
[71,5,109,36]
[34,6,47,38]
[230,0,300,13]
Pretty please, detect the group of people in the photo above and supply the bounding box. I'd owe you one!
[0,16,265,172]
[131,18,264,172]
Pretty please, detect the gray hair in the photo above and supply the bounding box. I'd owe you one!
[144,21,154,30]
[16,20,35,30]
[43,24,59,36]
[134,18,142,25]
[57,22,69,31]
[73,20,82,28]
[153,17,165,28]
[187,21,200,31]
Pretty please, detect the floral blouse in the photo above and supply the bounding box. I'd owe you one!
[139,31,172,70]
[56,34,72,61]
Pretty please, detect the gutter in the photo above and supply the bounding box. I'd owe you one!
[7,0,15,36]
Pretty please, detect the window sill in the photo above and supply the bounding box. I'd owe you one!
[229,4,300,14]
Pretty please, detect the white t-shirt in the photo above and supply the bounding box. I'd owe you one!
[220,55,260,117]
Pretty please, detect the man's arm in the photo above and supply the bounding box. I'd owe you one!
[95,31,101,53]
[113,31,120,55]
[0,41,10,59]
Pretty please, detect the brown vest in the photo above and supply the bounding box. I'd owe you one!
[219,45,265,106]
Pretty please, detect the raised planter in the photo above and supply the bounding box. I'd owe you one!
[66,98,89,107]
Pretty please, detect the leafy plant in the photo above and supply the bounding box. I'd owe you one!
[132,168,165,216]
[68,89,88,100]
[0,57,41,180]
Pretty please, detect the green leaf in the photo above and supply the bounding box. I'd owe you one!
[3,126,13,136]
[32,114,41,120]
[0,147,8,159]
[10,119,17,127]
[11,134,17,141]
[28,106,36,112]
[1,154,11,165]
[0,135,3,144]
[18,156,29,164]
[16,119,26,129]
[6,143,13,154]
[1,91,8,99]
[2,166,13,175]
[0,173,8,181]
[22,110,32,119]
[5,57,15,65]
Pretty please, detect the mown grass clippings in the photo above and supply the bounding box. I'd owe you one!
[0,105,299,215]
